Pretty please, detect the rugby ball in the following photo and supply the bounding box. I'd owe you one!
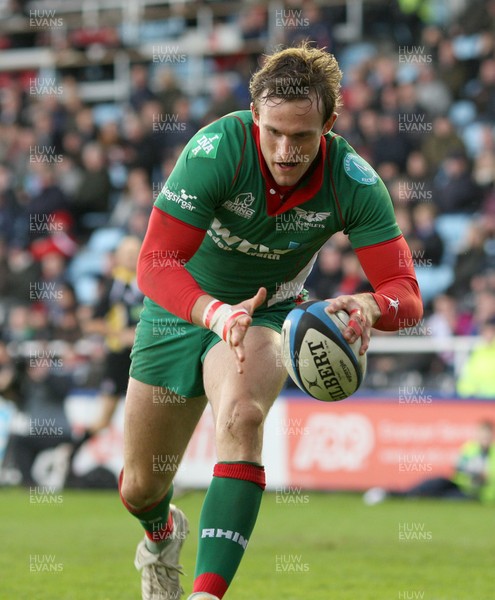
[281,300,367,401]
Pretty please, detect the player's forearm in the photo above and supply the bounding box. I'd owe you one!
[137,207,250,340]
[370,275,423,331]
[356,235,423,331]
[136,207,207,322]
[137,254,205,322]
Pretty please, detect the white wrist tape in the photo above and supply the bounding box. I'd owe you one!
[203,299,249,344]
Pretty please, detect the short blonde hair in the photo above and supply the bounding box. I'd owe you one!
[249,42,342,123]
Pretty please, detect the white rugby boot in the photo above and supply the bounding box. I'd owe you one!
[187,594,220,600]
[134,504,189,600]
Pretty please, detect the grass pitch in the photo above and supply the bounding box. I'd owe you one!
[1,487,493,599]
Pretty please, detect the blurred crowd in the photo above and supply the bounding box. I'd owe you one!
[0,0,494,397]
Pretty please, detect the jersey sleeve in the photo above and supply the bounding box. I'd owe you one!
[154,115,247,229]
[355,235,423,330]
[332,143,401,249]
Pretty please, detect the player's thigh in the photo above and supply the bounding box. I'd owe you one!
[122,377,207,505]
[203,326,287,459]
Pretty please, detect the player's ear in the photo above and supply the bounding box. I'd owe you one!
[251,102,259,125]
[322,112,338,134]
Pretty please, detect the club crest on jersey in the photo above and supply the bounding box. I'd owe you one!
[188,132,223,159]
[276,207,330,231]
[344,153,378,185]
[223,192,256,219]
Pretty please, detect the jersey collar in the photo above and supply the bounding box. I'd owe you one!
[252,122,327,216]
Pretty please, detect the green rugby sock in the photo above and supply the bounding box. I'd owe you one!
[119,471,174,553]
[193,462,266,598]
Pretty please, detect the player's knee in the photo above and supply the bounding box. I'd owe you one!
[120,471,168,510]
[218,398,265,440]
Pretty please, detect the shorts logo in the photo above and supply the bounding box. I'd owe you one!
[223,192,256,219]
[162,186,197,211]
[343,153,378,185]
[189,133,223,159]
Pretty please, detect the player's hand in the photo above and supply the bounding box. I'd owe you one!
[324,293,380,355]
[229,287,267,374]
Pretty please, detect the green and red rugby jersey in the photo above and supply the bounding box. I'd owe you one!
[139,110,422,329]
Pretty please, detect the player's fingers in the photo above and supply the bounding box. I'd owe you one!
[345,309,370,355]
[244,287,267,314]
[229,314,252,347]
[233,344,245,374]
[359,327,371,355]
[324,295,351,314]
[344,308,366,344]
[348,308,363,337]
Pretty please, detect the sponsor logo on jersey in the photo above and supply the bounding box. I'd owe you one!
[223,192,256,219]
[343,153,378,185]
[207,218,293,260]
[188,132,223,159]
[162,186,197,211]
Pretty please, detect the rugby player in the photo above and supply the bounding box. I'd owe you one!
[119,43,423,600]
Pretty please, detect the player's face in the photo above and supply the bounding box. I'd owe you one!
[251,96,336,187]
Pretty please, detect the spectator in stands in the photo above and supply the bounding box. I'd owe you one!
[121,111,156,180]
[473,135,495,189]
[470,57,495,120]
[448,219,489,300]
[371,113,411,172]
[401,150,434,208]
[80,236,143,434]
[334,250,370,297]
[425,293,460,372]
[410,202,444,266]
[125,207,150,240]
[0,340,18,404]
[332,110,363,151]
[433,150,483,214]
[283,2,335,53]
[0,163,21,245]
[204,74,241,121]
[22,163,69,236]
[2,354,73,487]
[364,420,495,504]
[109,167,152,230]
[129,64,156,113]
[0,237,9,299]
[32,250,69,324]
[2,305,33,344]
[457,317,495,399]
[155,69,184,117]
[73,142,112,228]
[73,107,97,146]
[56,154,84,199]
[49,282,82,343]
[415,63,452,116]
[30,210,78,262]
[158,95,199,159]
[421,115,465,175]
[305,243,343,300]
[238,4,268,42]
[472,290,495,330]
[437,37,469,100]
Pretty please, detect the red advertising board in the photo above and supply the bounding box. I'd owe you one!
[285,398,495,491]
